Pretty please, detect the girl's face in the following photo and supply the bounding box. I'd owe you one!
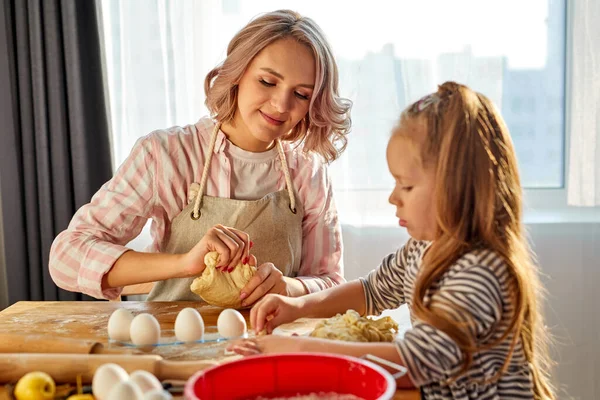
[386,131,438,241]
[232,38,316,151]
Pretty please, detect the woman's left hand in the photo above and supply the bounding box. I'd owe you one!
[239,263,287,307]
[226,335,307,356]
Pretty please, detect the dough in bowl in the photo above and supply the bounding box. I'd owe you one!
[309,309,398,342]
[190,252,257,309]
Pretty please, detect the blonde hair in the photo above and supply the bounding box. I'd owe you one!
[395,82,555,399]
[204,10,351,162]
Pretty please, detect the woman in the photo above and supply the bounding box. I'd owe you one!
[49,10,352,305]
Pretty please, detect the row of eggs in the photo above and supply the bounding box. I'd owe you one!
[108,307,247,345]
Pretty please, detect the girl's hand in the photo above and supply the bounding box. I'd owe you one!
[239,263,289,308]
[226,335,307,356]
[179,224,252,277]
[249,294,305,334]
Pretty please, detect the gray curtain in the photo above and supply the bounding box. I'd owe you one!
[0,0,112,303]
[0,177,7,310]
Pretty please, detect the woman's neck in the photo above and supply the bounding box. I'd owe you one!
[220,117,275,153]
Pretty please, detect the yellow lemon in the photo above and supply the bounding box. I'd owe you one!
[66,395,95,400]
[14,372,56,400]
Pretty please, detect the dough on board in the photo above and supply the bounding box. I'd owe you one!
[309,309,398,342]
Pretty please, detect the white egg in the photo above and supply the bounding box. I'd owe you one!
[129,370,163,393]
[130,313,161,346]
[143,389,173,400]
[107,308,135,341]
[217,308,247,338]
[174,307,205,342]
[92,363,129,400]
[106,380,144,400]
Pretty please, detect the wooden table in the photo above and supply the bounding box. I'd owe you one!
[0,301,419,399]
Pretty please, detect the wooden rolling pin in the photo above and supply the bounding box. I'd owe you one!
[0,353,219,383]
[0,333,134,354]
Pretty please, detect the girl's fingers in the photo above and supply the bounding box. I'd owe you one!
[227,339,261,356]
[253,297,278,334]
[249,299,261,331]
[266,321,275,334]
[250,296,269,332]
[265,312,284,334]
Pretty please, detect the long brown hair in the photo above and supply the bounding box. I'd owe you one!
[396,82,554,399]
[204,10,352,163]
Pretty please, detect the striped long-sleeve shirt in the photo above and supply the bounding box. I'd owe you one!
[361,239,534,399]
[49,117,344,300]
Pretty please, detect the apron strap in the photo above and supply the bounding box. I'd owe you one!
[192,122,297,219]
[192,123,220,219]
[276,140,297,214]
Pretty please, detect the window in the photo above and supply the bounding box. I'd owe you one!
[100,0,567,222]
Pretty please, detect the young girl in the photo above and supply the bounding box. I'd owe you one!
[230,82,555,399]
[49,10,351,304]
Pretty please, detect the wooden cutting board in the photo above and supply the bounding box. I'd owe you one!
[0,302,421,399]
[0,301,240,362]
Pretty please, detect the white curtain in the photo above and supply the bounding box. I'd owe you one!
[99,0,565,274]
[568,0,600,206]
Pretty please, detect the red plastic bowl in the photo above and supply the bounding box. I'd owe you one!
[184,353,396,400]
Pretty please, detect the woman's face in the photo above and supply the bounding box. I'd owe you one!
[232,38,316,151]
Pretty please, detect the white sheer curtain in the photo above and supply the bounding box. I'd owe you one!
[99,0,565,275]
[568,0,600,206]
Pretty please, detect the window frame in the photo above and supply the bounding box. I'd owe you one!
[521,0,570,212]
[335,0,576,225]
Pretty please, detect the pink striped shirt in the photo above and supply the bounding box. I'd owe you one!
[49,117,345,300]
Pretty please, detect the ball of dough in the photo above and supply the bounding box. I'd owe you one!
[190,252,256,309]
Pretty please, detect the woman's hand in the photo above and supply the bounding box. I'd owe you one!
[239,263,288,307]
[179,224,253,277]
[248,293,306,334]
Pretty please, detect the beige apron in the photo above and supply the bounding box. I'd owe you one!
[146,123,304,301]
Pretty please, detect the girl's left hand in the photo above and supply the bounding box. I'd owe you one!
[226,335,306,356]
[239,263,287,307]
